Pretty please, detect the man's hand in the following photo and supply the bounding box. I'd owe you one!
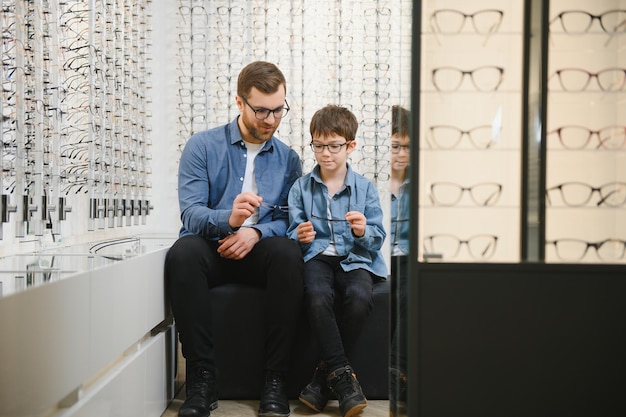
[297,221,316,244]
[217,227,260,260]
[229,192,262,229]
[345,211,366,237]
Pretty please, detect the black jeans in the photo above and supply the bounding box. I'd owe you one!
[303,254,374,372]
[165,234,304,373]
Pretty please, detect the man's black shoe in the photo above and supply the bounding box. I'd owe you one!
[258,371,290,417]
[299,361,330,412]
[179,367,218,417]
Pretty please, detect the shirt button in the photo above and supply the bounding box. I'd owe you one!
[239,177,244,182]
[244,154,247,158]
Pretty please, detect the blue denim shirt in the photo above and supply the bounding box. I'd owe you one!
[287,164,388,279]
[391,179,410,256]
[178,117,302,240]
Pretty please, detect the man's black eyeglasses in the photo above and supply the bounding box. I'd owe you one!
[260,201,291,213]
[241,96,290,120]
[310,142,349,153]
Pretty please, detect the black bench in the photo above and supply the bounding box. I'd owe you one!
[206,279,390,399]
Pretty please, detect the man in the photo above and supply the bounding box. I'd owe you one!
[165,61,304,417]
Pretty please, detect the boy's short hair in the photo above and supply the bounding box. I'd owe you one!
[237,61,286,98]
[310,104,358,142]
[392,105,410,138]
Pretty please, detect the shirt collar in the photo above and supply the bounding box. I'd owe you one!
[311,163,356,192]
[229,116,274,152]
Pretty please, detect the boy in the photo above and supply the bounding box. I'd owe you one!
[287,105,387,417]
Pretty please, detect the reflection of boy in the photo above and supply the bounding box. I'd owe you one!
[391,105,411,257]
[287,105,387,417]
[389,104,411,417]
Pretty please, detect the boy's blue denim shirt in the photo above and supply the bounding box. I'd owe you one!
[391,178,410,256]
[178,117,302,240]
[287,164,388,279]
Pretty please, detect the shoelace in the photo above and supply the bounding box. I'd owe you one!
[264,372,285,392]
[332,368,357,396]
[314,364,328,385]
[187,369,213,396]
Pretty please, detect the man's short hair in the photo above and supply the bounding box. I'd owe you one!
[237,61,286,99]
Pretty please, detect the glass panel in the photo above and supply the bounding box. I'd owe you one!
[546,0,626,264]
[389,104,411,417]
[418,0,525,263]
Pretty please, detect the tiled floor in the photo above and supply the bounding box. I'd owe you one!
[161,390,390,417]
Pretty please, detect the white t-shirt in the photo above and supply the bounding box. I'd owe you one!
[241,140,263,226]
[322,193,340,256]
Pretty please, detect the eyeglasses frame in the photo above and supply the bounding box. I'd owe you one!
[241,95,290,120]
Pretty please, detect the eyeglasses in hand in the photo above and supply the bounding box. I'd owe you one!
[260,201,291,213]
[310,182,351,222]
[241,96,290,120]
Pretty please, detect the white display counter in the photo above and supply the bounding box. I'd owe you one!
[0,236,176,417]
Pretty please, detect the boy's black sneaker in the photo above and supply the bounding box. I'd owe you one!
[299,361,330,412]
[327,365,367,417]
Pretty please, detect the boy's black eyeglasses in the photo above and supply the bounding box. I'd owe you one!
[310,182,351,222]
[390,144,410,153]
[310,142,349,153]
[241,96,290,120]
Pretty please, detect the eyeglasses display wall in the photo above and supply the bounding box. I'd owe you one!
[418,0,524,262]
[0,0,153,244]
[546,0,626,263]
[418,0,625,265]
[175,0,412,187]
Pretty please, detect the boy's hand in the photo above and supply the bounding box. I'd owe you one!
[229,192,262,229]
[297,221,316,244]
[345,211,366,237]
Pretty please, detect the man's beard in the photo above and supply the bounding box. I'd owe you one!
[244,117,276,143]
